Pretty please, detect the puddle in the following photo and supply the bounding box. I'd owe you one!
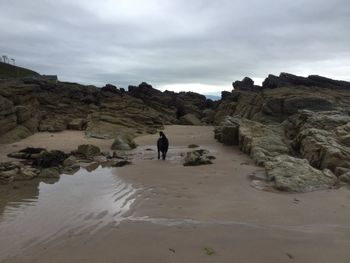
[0,166,138,259]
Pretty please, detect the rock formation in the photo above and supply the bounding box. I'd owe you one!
[215,73,350,192]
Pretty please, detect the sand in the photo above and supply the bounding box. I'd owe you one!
[0,131,114,162]
[1,126,350,263]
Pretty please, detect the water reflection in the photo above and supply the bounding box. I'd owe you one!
[0,166,138,260]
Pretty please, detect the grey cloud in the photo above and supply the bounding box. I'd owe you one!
[0,0,349,92]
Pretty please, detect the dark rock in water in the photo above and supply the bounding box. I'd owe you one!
[39,167,60,178]
[183,149,215,166]
[77,144,101,158]
[8,147,46,160]
[34,150,68,168]
[113,160,132,167]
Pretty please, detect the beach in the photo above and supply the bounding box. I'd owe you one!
[1,125,350,262]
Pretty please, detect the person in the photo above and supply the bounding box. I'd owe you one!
[157,131,169,160]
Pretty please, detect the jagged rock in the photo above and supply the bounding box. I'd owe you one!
[233,77,261,91]
[265,155,337,192]
[263,73,350,90]
[335,167,350,177]
[93,155,108,163]
[214,117,239,145]
[39,167,60,178]
[183,149,215,166]
[101,84,123,95]
[77,144,101,158]
[179,114,202,125]
[68,118,87,130]
[111,134,137,150]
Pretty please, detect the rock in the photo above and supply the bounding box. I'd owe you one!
[39,167,60,178]
[179,114,202,125]
[263,72,350,90]
[93,155,108,163]
[68,118,87,130]
[111,134,137,150]
[15,106,31,123]
[339,172,350,183]
[8,147,46,160]
[214,117,239,145]
[77,144,101,158]
[183,150,215,166]
[334,167,350,177]
[14,167,40,181]
[34,150,68,168]
[265,155,337,192]
[0,168,18,184]
[233,77,261,91]
[101,84,123,95]
[63,155,77,167]
[112,160,132,167]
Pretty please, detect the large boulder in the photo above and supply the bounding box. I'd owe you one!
[179,114,202,125]
[111,134,137,150]
[68,118,87,130]
[77,144,101,158]
[265,155,337,192]
[183,149,215,166]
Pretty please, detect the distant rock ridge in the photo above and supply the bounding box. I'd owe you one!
[262,72,350,90]
[0,78,215,143]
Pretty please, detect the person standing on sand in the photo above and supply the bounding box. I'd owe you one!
[157,131,169,160]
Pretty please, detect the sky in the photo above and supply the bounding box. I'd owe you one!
[1,0,350,95]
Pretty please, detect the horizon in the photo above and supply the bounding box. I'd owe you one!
[1,0,349,93]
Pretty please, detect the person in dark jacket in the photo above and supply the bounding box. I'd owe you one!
[157,131,169,160]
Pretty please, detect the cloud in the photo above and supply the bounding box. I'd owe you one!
[0,0,349,93]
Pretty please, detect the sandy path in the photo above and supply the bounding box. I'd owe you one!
[1,125,350,263]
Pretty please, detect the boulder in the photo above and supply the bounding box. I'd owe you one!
[111,134,137,150]
[339,172,350,184]
[77,144,101,158]
[39,167,60,178]
[179,114,202,125]
[265,155,337,192]
[34,150,68,168]
[68,118,87,130]
[183,150,215,166]
[233,77,261,91]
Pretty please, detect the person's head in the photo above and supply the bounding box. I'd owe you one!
[159,131,165,138]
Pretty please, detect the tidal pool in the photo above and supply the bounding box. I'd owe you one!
[0,166,137,260]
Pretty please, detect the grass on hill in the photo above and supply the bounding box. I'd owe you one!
[0,62,40,79]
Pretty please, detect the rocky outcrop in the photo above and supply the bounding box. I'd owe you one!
[215,73,350,192]
[233,77,261,92]
[0,79,214,143]
[263,73,350,90]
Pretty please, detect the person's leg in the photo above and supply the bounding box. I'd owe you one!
[162,151,166,160]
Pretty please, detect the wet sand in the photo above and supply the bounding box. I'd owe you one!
[0,131,114,162]
[1,126,350,262]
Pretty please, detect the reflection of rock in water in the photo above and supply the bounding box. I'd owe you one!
[0,177,60,217]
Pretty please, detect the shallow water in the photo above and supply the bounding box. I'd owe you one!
[0,166,138,260]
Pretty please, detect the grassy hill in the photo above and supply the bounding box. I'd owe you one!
[0,62,40,79]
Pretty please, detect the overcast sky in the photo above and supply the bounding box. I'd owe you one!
[1,0,349,94]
